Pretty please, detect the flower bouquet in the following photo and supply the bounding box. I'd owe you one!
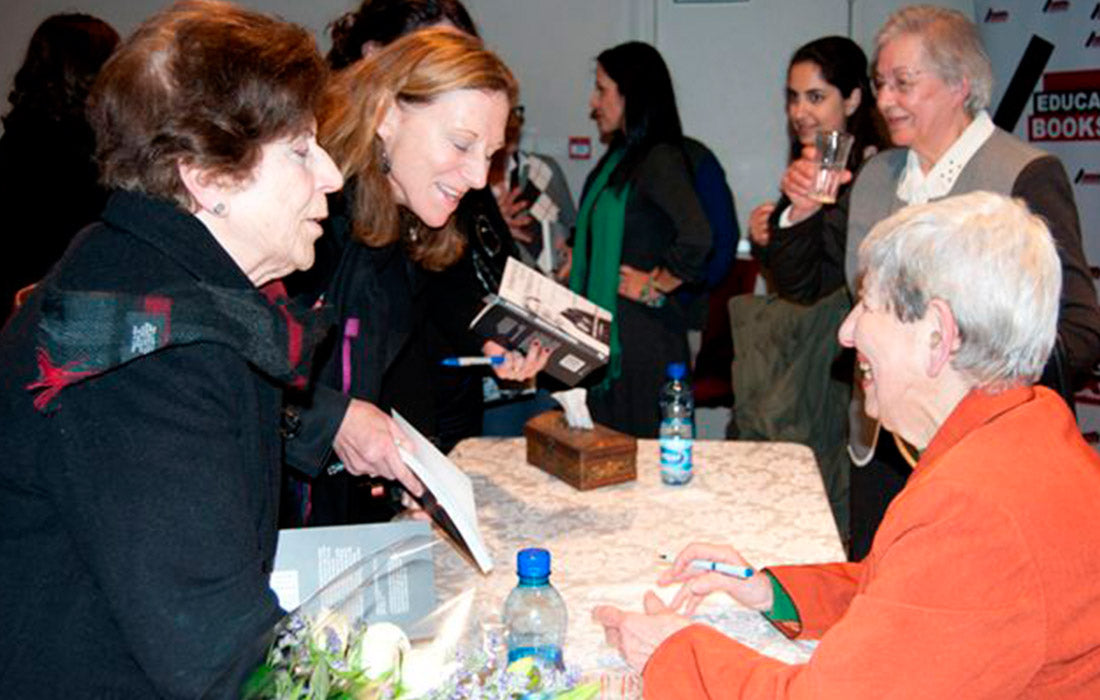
[240,534,598,700]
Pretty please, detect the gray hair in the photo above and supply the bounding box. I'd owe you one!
[874,5,993,116]
[859,191,1060,390]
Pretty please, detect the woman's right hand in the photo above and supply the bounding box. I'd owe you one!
[748,202,777,247]
[779,145,850,225]
[334,399,424,497]
[659,542,773,615]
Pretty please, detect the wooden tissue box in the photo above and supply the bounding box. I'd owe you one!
[523,410,637,490]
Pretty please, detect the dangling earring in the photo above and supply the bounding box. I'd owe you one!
[213,202,227,217]
[380,149,391,175]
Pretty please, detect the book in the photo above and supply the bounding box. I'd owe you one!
[392,410,494,574]
[469,257,612,386]
[271,520,436,629]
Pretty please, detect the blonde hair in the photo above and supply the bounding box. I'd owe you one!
[320,27,517,270]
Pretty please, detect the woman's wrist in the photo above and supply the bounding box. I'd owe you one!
[639,270,666,307]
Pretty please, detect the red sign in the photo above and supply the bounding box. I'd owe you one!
[568,137,592,160]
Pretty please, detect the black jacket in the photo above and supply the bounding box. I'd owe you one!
[0,192,299,698]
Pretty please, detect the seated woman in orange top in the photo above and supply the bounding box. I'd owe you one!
[594,191,1100,698]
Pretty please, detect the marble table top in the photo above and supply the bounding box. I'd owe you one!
[432,436,844,689]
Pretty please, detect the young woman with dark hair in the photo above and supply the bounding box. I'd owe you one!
[749,35,886,252]
[569,41,712,437]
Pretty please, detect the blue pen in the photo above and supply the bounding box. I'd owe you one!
[440,355,505,367]
[659,553,755,579]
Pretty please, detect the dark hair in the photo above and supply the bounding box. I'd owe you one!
[327,0,478,70]
[596,41,684,187]
[786,36,887,170]
[3,13,119,128]
[88,0,328,208]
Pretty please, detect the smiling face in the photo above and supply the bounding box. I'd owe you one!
[379,88,510,228]
[589,63,625,138]
[838,278,937,443]
[874,33,969,167]
[214,125,342,285]
[786,60,858,146]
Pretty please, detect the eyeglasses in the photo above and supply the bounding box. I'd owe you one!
[871,69,926,96]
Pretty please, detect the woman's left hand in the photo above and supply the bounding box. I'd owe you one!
[618,264,654,302]
[483,339,551,381]
[496,186,535,243]
[592,592,691,672]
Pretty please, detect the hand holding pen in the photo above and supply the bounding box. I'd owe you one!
[658,542,774,615]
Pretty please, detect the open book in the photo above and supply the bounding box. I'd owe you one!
[469,257,612,386]
[392,410,493,574]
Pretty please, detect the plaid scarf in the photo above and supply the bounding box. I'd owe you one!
[27,280,333,412]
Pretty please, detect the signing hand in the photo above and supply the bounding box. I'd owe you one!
[748,201,776,247]
[333,399,423,497]
[779,145,852,224]
[660,542,773,615]
[593,592,691,672]
[496,186,535,244]
[483,339,551,382]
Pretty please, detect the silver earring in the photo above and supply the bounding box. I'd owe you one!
[380,150,391,175]
[213,202,226,216]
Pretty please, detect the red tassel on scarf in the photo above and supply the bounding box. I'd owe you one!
[26,347,95,412]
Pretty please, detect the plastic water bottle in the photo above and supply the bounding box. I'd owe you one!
[659,362,694,485]
[503,548,567,668]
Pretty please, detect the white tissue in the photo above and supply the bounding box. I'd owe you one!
[552,388,594,430]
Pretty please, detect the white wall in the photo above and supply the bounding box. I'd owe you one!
[0,0,975,235]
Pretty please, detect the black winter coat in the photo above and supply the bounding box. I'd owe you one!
[0,192,303,698]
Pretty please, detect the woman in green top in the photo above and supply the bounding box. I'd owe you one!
[569,41,712,437]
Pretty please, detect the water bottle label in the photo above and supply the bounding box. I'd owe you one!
[507,644,563,668]
[660,437,693,484]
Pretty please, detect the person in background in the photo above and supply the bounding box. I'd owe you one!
[571,41,712,437]
[326,0,476,70]
[479,104,577,436]
[492,104,577,280]
[0,1,420,696]
[748,35,885,258]
[0,13,119,325]
[735,36,887,540]
[762,5,1100,560]
[596,191,1100,698]
[283,27,547,526]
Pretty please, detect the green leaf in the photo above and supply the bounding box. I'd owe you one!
[241,664,277,698]
[553,683,601,700]
[310,662,330,699]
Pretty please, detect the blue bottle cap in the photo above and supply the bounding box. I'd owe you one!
[516,547,551,578]
[666,362,686,380]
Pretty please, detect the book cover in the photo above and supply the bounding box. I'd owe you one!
[469,257,612,386]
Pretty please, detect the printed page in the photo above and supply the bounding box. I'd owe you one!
[497,257,612,356]
[392,410,494,574]
[271,520,435,629]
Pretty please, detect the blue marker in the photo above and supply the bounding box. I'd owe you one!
[440,355,505,367]
[659,553,755,579]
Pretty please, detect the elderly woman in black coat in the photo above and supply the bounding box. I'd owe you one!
[0,1,418,696]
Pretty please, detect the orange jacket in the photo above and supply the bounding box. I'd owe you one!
[644,386,1100,698]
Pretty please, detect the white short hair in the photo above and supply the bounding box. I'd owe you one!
[859,191,1061,390]
[874,5,993,116]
